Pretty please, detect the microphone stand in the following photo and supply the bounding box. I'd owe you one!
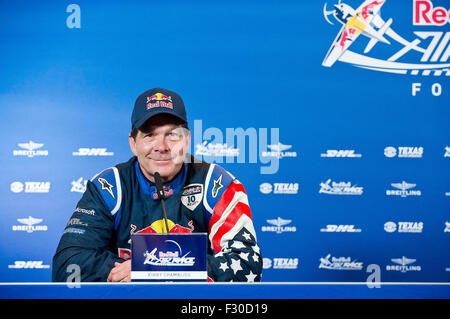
[154,172,170,234]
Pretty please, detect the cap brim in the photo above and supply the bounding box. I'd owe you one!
[134,109,187,129]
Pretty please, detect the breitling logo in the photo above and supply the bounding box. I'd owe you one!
[13,140,48,157]
[386,256,421,273]
[98,178,115,199]
[386,181,421,197]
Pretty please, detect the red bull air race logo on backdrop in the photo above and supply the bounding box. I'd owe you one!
[322,0,450,95]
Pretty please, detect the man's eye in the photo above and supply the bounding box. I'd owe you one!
[169,132,181,140]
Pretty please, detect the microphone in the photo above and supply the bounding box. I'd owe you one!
[154,172,170,234]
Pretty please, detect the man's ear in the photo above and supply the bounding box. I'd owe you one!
[129,134,137,156]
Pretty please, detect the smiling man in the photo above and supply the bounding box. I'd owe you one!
[52,88,262,282]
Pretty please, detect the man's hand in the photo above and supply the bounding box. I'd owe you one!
[107,260,131,282]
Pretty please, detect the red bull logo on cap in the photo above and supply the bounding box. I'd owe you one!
[146,93,173,110]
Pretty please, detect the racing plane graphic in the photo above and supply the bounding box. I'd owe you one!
[322,0,392,67]
[321,0,450,74]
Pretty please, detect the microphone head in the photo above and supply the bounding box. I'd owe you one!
[154,172,165,200]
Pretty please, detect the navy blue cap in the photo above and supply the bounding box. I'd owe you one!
[131,88,187,129]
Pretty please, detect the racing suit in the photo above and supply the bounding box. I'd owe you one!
[52,155,262,282]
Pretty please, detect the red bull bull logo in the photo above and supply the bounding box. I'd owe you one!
[146,93,173,110]
[118,220,195,259]
[131,219,195,234]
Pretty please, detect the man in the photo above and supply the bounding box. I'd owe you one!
[52,88,262,282]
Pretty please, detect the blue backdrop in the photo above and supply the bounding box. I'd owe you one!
[1,0,449,282]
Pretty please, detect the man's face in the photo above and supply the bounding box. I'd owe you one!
[129,114,190,183]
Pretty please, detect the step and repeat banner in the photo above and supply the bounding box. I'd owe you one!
[1,0,449,282]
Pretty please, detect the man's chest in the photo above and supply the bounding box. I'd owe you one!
[114,189,209,258]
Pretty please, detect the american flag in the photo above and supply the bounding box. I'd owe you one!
[207,179,262,282]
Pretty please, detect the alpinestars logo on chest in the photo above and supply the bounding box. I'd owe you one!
[212,174,224,198]
[98,177,115,199]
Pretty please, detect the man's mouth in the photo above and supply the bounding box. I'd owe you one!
[148,157,173,162]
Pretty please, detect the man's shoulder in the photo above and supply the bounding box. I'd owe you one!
[88,157,136,215]
[196,160,236,215]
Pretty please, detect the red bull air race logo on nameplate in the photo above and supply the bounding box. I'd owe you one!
[130,233,208,282]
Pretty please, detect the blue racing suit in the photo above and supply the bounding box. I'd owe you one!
[52,155,262,282]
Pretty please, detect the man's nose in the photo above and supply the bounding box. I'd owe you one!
[152,135,169,151]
